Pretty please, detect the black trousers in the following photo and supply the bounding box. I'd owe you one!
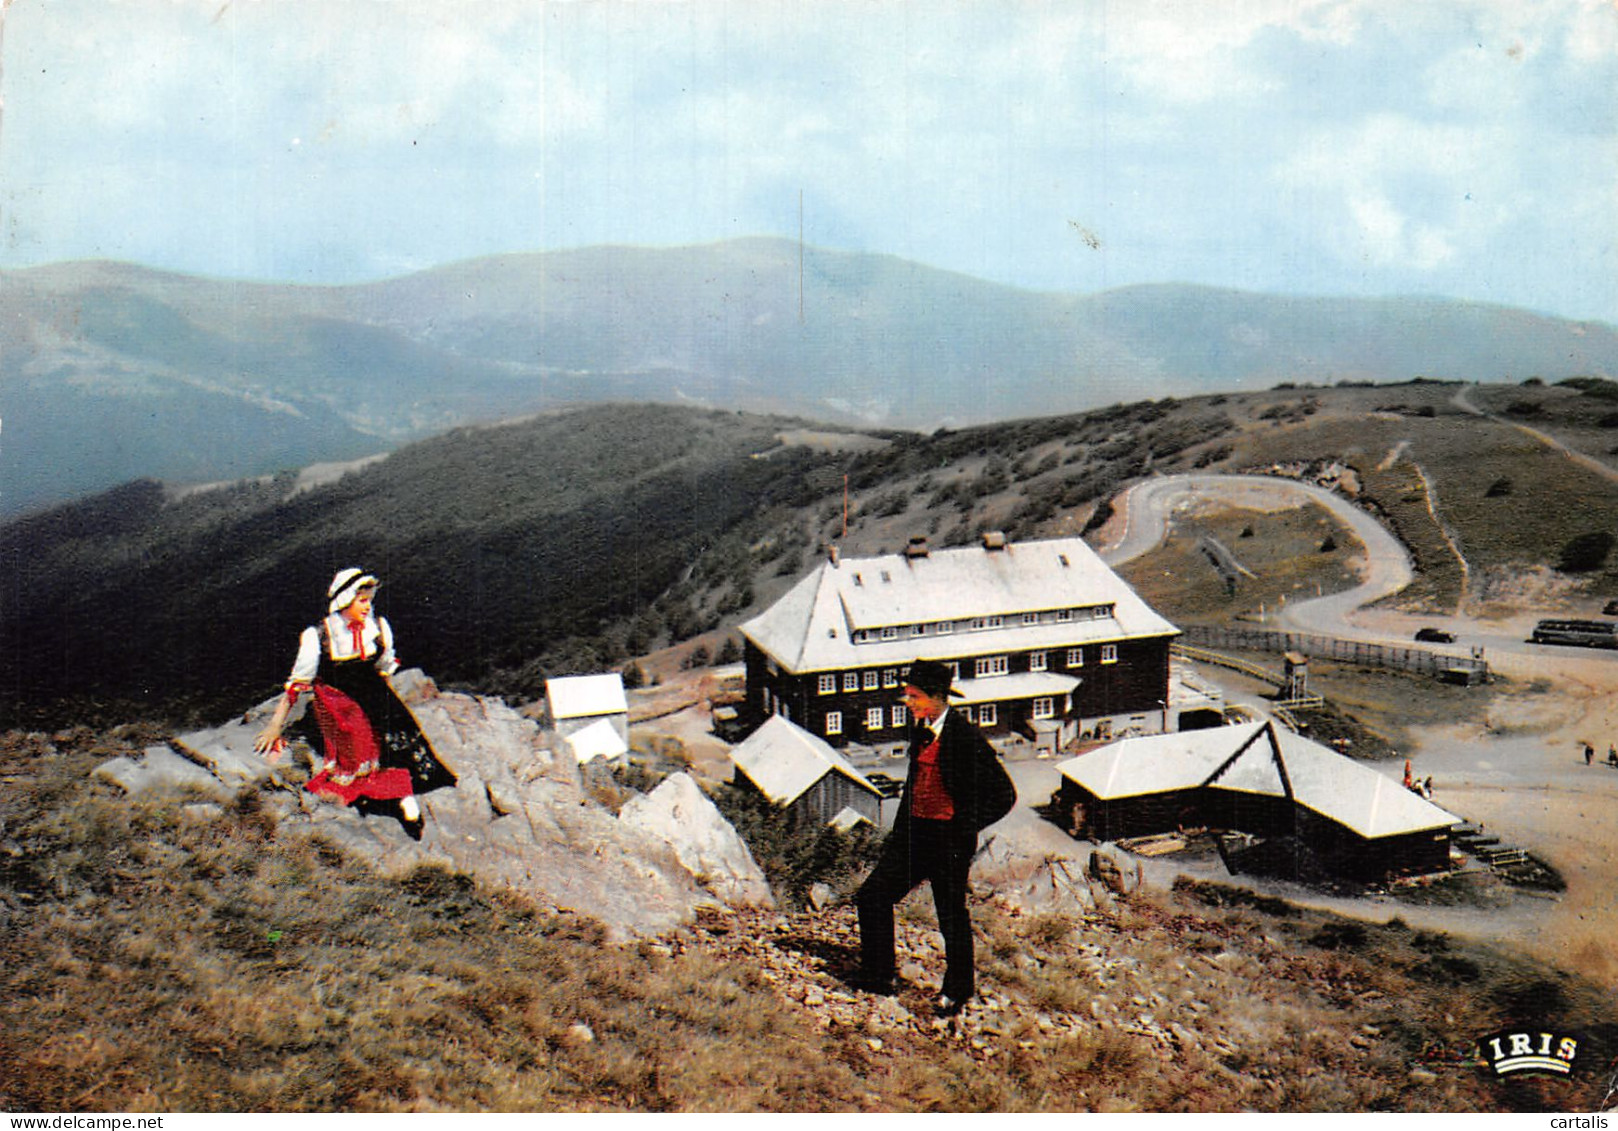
[856,816,979,1000]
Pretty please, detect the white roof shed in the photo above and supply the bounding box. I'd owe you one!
[730,716,881,807]
[545,673,629,721]
[1057,720,1458,839]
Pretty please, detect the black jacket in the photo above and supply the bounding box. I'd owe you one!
[897,710,1017,834]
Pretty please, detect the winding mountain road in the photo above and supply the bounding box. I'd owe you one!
[1099,472,1618,973]
[1099,472,1612,680]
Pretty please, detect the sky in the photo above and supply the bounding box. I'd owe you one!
[0,0,1614,324]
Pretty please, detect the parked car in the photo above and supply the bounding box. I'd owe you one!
[1603,599,1618,616]
[1414,626,1455,643]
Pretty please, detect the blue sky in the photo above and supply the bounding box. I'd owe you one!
[2,0,1614,323]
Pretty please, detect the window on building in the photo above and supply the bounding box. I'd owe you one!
[911,623,928,637]
[1067,648,1084,667]
[968,617,987,631]
[1022,612,1039,626]
[961,705,975,722]
[862,670,878,690]
[986,615,1004,628]
[1093,605,1114,619]
[866,707,884,730]
[947,661,960,679]
[975,655,1009,678]
[881,626,900,641]
[977,704,998,726]
[934,620,954,635]
[825,711,842,736]
[1032,697,1056,719]
[1030,651,1048,672]
[1101,643,1118,664]
[891,705,908,728]
[843,672,859,691]
[1056,609,1073,623]
[883,669,899,688]
[818,674,836,695]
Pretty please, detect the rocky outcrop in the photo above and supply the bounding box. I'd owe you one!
[619,773,774,909]
[93,671,772,940]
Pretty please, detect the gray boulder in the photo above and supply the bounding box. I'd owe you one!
[99,672,777,940]
[618,772,774,909]
[94,744,234,800]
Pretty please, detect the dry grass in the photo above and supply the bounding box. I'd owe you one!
[1216,409,1618,608]
[5,725,1616,1113]
[1114,502,1361,626]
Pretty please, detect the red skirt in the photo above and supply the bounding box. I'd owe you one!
[305,683,415,804]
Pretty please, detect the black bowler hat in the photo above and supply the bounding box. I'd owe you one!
[905,659,961,700]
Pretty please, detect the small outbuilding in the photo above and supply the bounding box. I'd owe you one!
[545,673,630,746]
[730,716,883,829]
[1054,719,1459,881]
[564,717,631,765]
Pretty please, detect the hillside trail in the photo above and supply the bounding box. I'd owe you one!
[1100,473,1618,986]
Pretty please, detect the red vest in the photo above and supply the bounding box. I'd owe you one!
[910,735,956,820]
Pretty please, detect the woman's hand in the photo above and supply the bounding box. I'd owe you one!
[254,728,287,762]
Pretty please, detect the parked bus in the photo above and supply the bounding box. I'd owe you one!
[1528,618,1618,649]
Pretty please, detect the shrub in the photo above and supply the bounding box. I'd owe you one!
[1557,531,1615,574]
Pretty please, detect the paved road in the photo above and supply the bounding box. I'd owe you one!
[1102,472,1616,681]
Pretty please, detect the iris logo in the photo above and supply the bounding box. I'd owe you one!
[1479,1030,1580,1078]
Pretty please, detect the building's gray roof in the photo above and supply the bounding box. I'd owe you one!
[1056,720,1458,839]
[545,673,628,720]
[731,716,882,807]
[564,717,630,764]
[952,672,1081,704]
[741,536,1178,673]
[829,806,874,832]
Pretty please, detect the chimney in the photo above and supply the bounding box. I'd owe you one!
[827,544,840,567]
[904,535,931,560]
[981,531,1008,552]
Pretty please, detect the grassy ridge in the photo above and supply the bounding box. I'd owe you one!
[9,380,1618,729]
[3,726,1613,1113]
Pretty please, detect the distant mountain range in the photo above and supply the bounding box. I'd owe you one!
[5,237,1616,515]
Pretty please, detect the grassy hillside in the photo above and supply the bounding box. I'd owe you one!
[7,240,1618,515]
[3,726,1611,1113]
[9,379,1618,729]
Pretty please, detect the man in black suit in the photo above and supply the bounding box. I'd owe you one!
[853,659,1017,1016]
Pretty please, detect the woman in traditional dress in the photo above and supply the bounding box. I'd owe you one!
[253,568,455,839]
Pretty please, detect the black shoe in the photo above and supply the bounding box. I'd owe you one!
[847,973,895,996]
[401,815,424,841]
[934,994,969,1018]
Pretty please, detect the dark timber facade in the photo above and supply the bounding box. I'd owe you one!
[740,534,1179,748]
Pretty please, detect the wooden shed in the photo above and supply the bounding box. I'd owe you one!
[730,716,883,829]
[1054,720,1458,881]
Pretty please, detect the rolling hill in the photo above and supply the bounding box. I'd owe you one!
[5,239,1618,515]
[10,378,1618,730]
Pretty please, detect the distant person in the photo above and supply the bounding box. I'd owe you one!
[1609,744,1617,768]
[1421,776,1434,800]
[253,568,456,838]
[852,660,1016,1018]
[1586,743,1596,766]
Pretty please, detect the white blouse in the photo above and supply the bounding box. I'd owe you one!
[286,612,399,688]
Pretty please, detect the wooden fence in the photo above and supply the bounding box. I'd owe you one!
[1176,625,1490,682]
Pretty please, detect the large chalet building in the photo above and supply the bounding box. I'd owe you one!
[740,532,1179,749]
